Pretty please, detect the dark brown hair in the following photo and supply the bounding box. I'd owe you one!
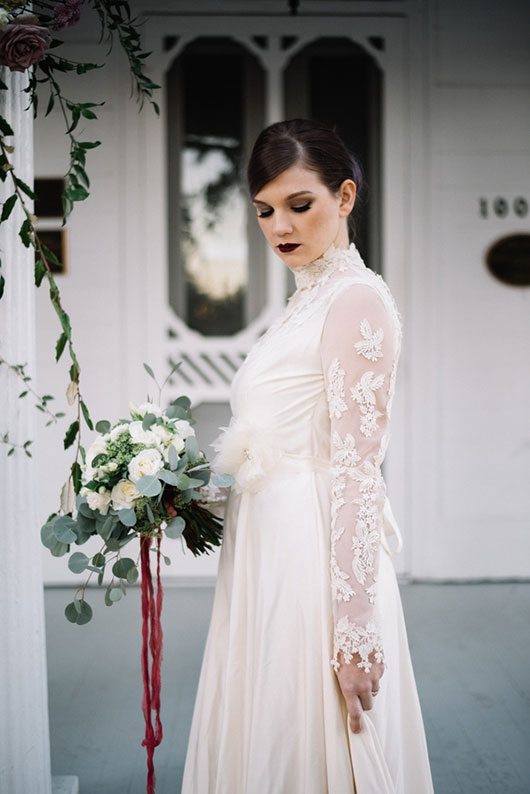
[246,118,365,239]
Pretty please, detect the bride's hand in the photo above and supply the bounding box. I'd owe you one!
[335,650,385,734]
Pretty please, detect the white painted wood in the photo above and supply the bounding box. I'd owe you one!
[0,68,53,794]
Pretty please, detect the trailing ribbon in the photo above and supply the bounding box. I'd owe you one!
[140,534,164,793]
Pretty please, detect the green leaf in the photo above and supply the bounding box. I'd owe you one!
[41,520,59,549]
[112,557,135,578]
[168,444,179,470]
[80,400,93,430]
[117,507,136,527]
[68,551,89,573]
[95,419,111,434]
[18,218,32,247]
[1,193,17,222]
[146,502,155,523]
[143,362,155,379]
[0,272,4,300]
[126,565,139,584]
[92,552,106,567]
[77,500,96,518]
[71,461,82,495]
[45,92,55,116]
[63,420,79,450]
[135,475,162,497]
[55,331,68,361]
[142,412,157,431]
[53,515,77,544]
[14,177,35,200]
[34,258,46,287]
[185,434,200,462]
[97,514,114,541]
[65,599,92,625]
[176,472,204,490]
[164,515,185,539]
[0,115,14,136]
[109,588,122,602]
[157,468,178,486]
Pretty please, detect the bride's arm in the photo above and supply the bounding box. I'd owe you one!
[320,281,398,731]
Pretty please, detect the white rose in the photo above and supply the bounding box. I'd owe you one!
[137,401,164,418]
[173,419,195,439]
[111,479,141,510]
[109,423,129,441]
[128,448,164,482]
[129,420,158,447]
[151,424,173,447]
[85,489,112,515]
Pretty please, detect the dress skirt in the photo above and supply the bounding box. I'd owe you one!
[181,460,434,794]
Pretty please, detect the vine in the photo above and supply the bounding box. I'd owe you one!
[0,2,159,503]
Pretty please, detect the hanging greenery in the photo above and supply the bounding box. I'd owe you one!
[0,0,159,486]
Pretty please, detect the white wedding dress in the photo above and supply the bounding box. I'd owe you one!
[181,242,434,794]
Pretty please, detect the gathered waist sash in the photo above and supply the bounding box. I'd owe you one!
[211,418,403,556]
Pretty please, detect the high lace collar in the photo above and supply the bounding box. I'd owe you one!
[292,241,366,291]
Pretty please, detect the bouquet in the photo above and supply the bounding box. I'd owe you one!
[41,374,233,794]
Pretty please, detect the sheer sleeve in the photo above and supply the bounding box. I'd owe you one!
[321,282,398,674]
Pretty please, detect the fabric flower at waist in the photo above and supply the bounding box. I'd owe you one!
[210,416,285,495]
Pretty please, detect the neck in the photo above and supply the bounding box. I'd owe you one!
[292,241,365,291]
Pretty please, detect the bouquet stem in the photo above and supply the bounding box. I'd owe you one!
[140,534,164,793]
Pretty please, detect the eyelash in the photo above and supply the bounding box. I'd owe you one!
[257,202,312,218]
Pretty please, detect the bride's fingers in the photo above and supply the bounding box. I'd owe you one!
[348,696,364,733]
[358,688,374,712]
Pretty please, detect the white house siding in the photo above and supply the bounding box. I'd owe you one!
[33,0,530,584]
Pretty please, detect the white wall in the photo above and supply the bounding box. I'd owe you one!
[33,0,530,584]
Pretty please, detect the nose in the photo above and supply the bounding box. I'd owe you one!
[272,210,293,237]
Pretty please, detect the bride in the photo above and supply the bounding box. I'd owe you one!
[181,118,434,793]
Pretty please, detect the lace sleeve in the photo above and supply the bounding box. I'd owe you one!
[320,282,398,674]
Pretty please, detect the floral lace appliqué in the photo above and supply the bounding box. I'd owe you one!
[354,318,384,361]
[330,617,384,673]
[350,371,385,437]
[326,358,347,419]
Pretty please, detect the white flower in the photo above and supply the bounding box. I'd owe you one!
[86,489,112,515]
[129,420,158,447]
[86,437,107,467]
[111,479,141,510]
[150,423,173,447]
[162,435,185,462]
[128,448,164,482]
[137,401,164,418]
[109,423,130,441]
[173,419,195,439]
[0,12,12,30]
[210,416,283,495]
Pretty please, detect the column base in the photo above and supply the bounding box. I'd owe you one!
[52,776,79,794]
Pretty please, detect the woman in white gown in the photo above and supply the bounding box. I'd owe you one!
[181,119,434,794]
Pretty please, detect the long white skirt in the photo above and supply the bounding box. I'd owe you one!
[181,467,434,793]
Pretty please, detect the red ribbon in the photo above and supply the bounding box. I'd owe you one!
[140,534,164,794]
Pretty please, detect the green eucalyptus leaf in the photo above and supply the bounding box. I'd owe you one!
[142,412,157,431]
[136,475,162,497]
[185,435,200,461]
[97,514,114,540]
[95,420,110,434]
[118,507,137,527]
[68,551,89,573]
[126,565,139,584]
[51,541,70,557]
[53,515,77,544]
[109,588,122,602]
[112,557,135,579]
[164,515,185,539]
[41,520,58,549]
[65,599,92,625]
[158,468,178,485]
[168,444,179,470]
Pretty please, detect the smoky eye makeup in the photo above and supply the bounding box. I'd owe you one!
[256,201,313,218]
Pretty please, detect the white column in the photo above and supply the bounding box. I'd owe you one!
[0,69,52,794]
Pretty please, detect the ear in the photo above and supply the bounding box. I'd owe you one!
[337,178,357,218]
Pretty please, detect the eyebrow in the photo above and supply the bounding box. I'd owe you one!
[252,190,315,206]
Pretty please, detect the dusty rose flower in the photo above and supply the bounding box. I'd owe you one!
[51,0,84,31]
[0,18,51,72]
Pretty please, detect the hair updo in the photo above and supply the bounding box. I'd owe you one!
[246,118,365,240]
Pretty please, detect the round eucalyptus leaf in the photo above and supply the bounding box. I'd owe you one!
[65,599,93,625]
[185,435,200,461]
[51,541,70,557]
[41,521,58,549]
[92,552,106,567]
[97,514,114,540]
[165,515,185,539]
[158,468,178,486]
[95,420,111,433]
[53,515,77,544]
[118,508,137,527]
[136,475,162,497]
[77,500,96,519]
[112,557,135,579]
[126,565,139,584]
[168,444,179,470]
[109,588,122,602]
[68,551,89,574]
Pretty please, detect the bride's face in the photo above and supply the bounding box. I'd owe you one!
[251,162,356,270]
